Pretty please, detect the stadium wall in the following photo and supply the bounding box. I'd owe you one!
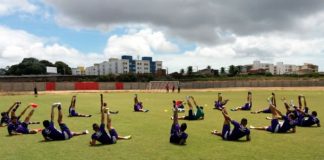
[1,80,324,92]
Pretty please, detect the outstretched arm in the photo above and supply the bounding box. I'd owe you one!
[10,102,20,118]
[6,102,18,114]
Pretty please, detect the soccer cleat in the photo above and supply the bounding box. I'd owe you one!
[249,125,255,129]
[83,130,89,134]
[124,135,132,140]
[144,110,149,112]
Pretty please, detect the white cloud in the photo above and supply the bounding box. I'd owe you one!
[0,25,103,68]
[104,28,179,58]
[0,0,37,16]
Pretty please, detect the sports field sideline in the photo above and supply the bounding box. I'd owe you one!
[1,88,323,160]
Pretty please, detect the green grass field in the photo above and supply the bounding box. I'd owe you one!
[1,90,324,160]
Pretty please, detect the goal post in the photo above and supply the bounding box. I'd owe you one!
[147,81,180,92]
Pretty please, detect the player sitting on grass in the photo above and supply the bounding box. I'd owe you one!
[42,103,88,141]
[100,94,119,114]
[251,92,277,114]
[8,104,40,135]
[172,100,185,112]
[68,96,92,117]
[90,101,131,146]
[134,94,149,112]
[211,108,250,141]
[231,91,252,111]
[1,102,19,127]
[250,101,297,133]
[173,96,204,120]
[214,93,229,110]
[170,104,188,145]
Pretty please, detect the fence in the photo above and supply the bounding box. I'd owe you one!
[1,80,324,92]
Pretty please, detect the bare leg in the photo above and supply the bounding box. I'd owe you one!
[57,105,63,124]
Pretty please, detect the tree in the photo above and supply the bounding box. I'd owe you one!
[180,69,185,75]
[220,67,226,75]
[207,65,211,70]
[228,65,236,76]
[40,60,55,67]
[55,61,72,75]
[187,66,193,76]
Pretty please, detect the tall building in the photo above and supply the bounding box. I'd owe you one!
[122,55,163,74]
[84,55,162,75]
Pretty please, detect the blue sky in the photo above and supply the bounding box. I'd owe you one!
[1,0,324,72]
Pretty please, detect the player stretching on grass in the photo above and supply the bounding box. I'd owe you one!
[231,91,252,111]
[134,94,149,112]
[214,93,229,110]
[100,94,119,114]
[170,104,188,145]
[251,92,277,114]
[68,96,92,117]
[8,104,40,135]
[1,102,19,127]
[173,96,204,120]
[211,108,250,141]
[250,101,297,133]
[42,103,88,141]
[90,95,131,146]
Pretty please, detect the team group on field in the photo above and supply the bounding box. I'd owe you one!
[0,92,320,145]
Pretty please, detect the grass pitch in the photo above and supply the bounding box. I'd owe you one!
[1,90,324,160]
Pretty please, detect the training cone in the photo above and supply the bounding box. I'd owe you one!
[30,103,38,108]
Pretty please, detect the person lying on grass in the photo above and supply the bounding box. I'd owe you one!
[250,100,297,133]
[172,96,204,121]
[68,95,92,117]
[42,103,88,141]
[90,102,131,146]
[8,104,41,135]
[214,93,229,110]
[251,92,277,114]
[211,108,250,141]
[133,94,149,112]
[231,91,252,111]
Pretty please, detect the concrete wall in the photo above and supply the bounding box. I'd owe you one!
[1,80,324,92]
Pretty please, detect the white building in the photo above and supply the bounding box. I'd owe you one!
[135,60,150,73]
[155,61,163,71]
[251,60,318,75]
[72,67,85,75]
[85,64,99,75]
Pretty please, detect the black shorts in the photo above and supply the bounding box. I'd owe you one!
[184,109,196,120]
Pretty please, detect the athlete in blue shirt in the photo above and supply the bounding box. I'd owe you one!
[42,103,88,141]
[214,93,229,110]
[7,104,40,135]
[250,102,297,133]
[251,92,277,114]
[231,91,252,111]
[133,94,149,112]
[1,102,19,127]
[90,94,131,146]
[68,96,92,117]
[170,104,188,145]
[212,108,250,141]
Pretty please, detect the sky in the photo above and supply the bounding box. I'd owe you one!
[1,0,324,72]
